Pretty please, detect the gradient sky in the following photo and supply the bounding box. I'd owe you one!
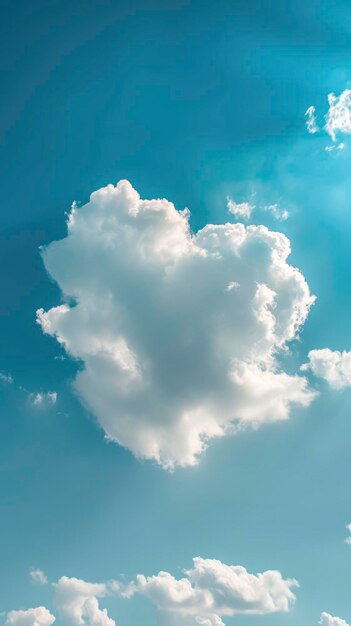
[1,1,351,625]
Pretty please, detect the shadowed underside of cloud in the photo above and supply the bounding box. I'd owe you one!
[37,180,316,469]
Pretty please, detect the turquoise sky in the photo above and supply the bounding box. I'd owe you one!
[1,2,351,626]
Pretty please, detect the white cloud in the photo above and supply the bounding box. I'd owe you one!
[0,371,13,384]
[4,561,298,626]
[30,392,57,407]
[227,197,254,220]
[225,281,239,292]
[54,577,115,626]
[0,374,58,409]
[306,89,351,146]
[325,90,351,141]
[302,349,351,389]
[37,180,316,470]
[305,105,319,134]
[30,569,48,585]
[345,522,351,545]
[319,612,350,626]
[126,557,298,626]
[325,142,345,152]
[263,204,289,221]
[5,608,55,626]
[195,618,224,626]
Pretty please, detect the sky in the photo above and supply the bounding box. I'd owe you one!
[1,0,351,625]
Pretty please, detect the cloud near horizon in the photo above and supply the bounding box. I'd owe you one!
[54,577,115,626]
[37,180,316,469]
[127,557,298,626]
[4,559,298,626]
[5,608,55,626]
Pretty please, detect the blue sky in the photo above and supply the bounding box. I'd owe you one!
[1,1,351,625]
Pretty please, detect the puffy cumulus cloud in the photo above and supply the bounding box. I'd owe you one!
[302,349,351,389]
[54,577,115,626]
[127,557,298,626]
[30,569,48,585]
[319,612,350,626]
[227,197,254,220]
[37,180,316,470]
[3,561,297,626]
[306,89,351,147]
[5,608,55,626]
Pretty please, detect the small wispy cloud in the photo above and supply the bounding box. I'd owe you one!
[227,197,255,220]
[325,142,345,153]
[225,281,240,292]
[345,522,351,545]
[305,105,319,134]
[263,203,289,221]
[0,371,13,384]
[30,569,48,585]
[227,196,289,223]
[0,371,58,411]
[30,391,57,407]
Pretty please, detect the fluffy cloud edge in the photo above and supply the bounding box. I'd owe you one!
[306,88,351,148]
[53,576,115,626]
[5,558,299,626]
[302,348,351,389]
[5,608,55,626]
[123,556,299,625]
[319,612,350,626]
[37,179,317,470]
